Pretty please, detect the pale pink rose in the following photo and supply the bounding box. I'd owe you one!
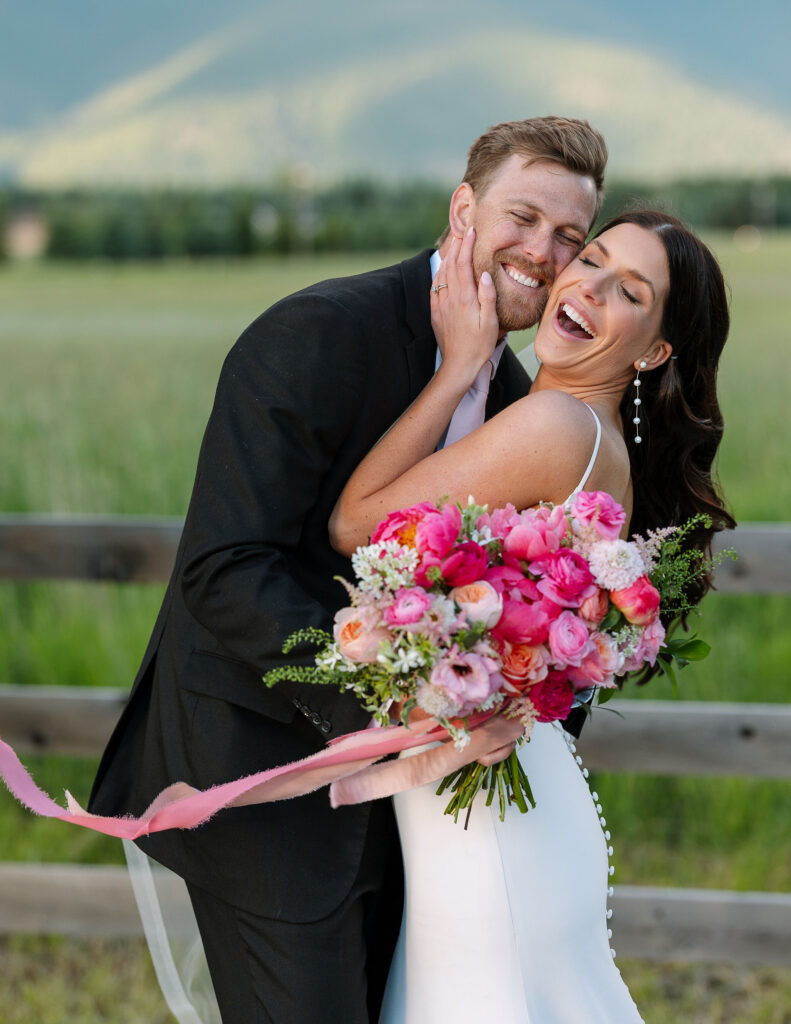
[503,504,568,562]
[415,503,462,558]
[567,632,624,689]
[528,671,575,723]
[383,586,433,626]
[484,565,541,603]
[610,574,661,625]
[621,619,666,672]
[450,580,503,628]
[579,588,609,624]
[429,650,501,715]
[477,503,521,541]
[548,610,595,668]
[570,491,627,541]
[371,502,436,547]
[530,549,598,608]
[333,607,389,662]
[491,596,552,646]
[438,541,489,587]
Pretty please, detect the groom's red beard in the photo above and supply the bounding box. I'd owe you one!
[475,250,555,333]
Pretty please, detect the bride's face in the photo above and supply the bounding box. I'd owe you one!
[534,223,670,382]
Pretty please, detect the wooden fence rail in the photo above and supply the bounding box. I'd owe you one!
[0,515,789,964]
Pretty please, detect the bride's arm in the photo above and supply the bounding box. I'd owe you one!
[329,232,593,556]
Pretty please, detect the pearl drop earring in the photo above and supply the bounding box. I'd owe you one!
[632,361,647,444]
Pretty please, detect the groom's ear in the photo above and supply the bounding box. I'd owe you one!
[448,182,475,239]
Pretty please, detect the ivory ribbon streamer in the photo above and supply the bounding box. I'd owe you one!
[0,709,517,839]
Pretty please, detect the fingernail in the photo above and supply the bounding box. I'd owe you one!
[466,225,474,237]
[481,271,492,285]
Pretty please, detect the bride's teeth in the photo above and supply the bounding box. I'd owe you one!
[561,302,595,337]
[506,267,541,288]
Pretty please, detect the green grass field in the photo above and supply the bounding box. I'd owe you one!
[0,239,789,1020]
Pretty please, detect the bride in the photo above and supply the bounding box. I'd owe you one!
[328,210,734,1022]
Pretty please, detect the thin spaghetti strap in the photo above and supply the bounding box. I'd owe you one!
[565,404,602,503]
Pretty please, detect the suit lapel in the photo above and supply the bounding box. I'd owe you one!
[399,249,437,401]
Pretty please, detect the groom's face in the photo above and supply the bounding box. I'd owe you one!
[465,155,598,332]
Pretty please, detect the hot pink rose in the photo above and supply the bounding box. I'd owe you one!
[530,549,598,608]
[450,580,503,628]
[547,610,595,668]
[333,607,389,663]
[491,596,551,646]
[570,491,626,541]
[610,574,660,625]
[503,504,568,562]
[484,565,541,603]
[437,541,488,587]
[371,502,435,547]
[430,650,501,715]
[621,618,666,672]
[567,632,623,689]
[415,503,462,558]
[578,588,609,624]
[477,503,521,541]
[528,671,575,723]
[384,586,433,626]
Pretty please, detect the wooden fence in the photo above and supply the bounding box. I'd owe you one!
[1,516,790,965]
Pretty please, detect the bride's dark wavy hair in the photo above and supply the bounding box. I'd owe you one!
[593,209,736,607]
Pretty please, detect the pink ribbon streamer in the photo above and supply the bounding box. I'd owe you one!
[0,710,520,839]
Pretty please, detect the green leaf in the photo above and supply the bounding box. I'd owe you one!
[657,653,679,696]
[672,637,711,662]
[597,687,617,705]
[599,606,623,632]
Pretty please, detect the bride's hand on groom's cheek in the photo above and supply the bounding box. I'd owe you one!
[431,228,499,384]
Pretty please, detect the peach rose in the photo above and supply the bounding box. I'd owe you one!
[333,607,389,663]
[450,580,503,628]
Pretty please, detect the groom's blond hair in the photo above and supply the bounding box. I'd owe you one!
[437,117,608,245]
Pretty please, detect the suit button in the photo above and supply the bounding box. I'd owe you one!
[320,721,331,734]
[310,713,321,726]
[293,698,303,711]
[302,707,311,717]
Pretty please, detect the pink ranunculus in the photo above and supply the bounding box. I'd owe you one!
[491,596,551,647]
[333,607,389,663]
[528,671,575,723]
[370,501,436,547]
[570,491,627,541]
[503,504,568,562]
[484,565,542,603]
[415,503,462,558]
[383,586,433,627]
[429,650,501,715]
[450,580,503,628]
[547,610,595,668]
[578,588,610,625]
[610,574,661,625]
[567,632,624,689]
[530,549,598,608]
[621,618,667,672]
[477,503,522,542]
[438,541,488,587]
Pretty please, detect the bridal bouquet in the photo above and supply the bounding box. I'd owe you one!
[264,492,713,822]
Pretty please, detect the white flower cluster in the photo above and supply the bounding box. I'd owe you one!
[416,683,457,719]
[315,643,358,672]
[351,540,418,595]
[612,624,644,659]
[632,525,678,573]
[377,641,426,675]
[588,539,646,590]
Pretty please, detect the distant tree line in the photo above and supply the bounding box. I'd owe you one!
[1,175,790,261]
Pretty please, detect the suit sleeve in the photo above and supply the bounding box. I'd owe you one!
[180,292,369,734]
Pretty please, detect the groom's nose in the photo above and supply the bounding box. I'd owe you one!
[520,225,553,268]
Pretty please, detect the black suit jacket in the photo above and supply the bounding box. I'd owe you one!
[88,250,533,921]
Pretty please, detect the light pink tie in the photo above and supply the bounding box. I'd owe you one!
[442,359,493,447]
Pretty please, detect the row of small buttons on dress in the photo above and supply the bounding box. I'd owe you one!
[292,697,332,734]
[564,729,617,960]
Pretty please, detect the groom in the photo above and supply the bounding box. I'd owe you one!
[89,116,607,1023]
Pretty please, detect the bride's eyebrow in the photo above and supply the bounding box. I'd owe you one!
[592,239,655,299]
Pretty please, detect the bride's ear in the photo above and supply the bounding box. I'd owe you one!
[448,183,475,239]
[636,339,672,372]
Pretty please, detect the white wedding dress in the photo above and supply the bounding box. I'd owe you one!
[379,406,644,1023]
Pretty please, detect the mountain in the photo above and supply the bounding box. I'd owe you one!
[2,1,790,187]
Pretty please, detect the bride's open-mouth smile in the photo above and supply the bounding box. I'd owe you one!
[553,299,597,341]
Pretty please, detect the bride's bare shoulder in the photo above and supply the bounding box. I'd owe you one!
[500,389,597,440]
